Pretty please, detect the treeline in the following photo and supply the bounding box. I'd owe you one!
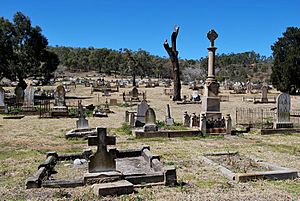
[48,46,273,82]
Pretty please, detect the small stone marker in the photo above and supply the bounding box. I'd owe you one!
[274,92,293,128]
[88,127,116,172]
[92,180,134,196]
[76,101,89,129]
[143,107,158,132]
[135,99,149,127]
[165,104,174,126]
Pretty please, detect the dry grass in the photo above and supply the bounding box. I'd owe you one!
[0,82,299,200]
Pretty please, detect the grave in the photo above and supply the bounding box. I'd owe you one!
[21,85,36,112]
[165,104,174,126]
[143,107,158,132]
[201,152,298,182]
[0,87,7,113]
[135,99,149,127]
[51,85,69,117]
[26,127,177,196]
[261,84,268,103]
[274,92,293,129]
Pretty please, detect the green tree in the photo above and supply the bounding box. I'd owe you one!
[0,12,59,88]
[271,27,300,93]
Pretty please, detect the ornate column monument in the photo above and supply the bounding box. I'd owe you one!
[201,29,222,120]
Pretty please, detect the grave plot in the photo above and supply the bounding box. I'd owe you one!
[201,152,298,182]
[26,127,177,196]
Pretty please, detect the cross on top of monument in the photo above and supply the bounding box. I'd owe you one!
[88,127,116,150]
[207,29,218,47]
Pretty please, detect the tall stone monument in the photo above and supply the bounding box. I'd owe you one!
[201,29,221,120]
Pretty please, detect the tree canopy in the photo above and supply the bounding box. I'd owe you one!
[0,12,59,88]
[271,27,300,93]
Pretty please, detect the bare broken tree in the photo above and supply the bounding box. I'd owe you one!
[164,26,181,101]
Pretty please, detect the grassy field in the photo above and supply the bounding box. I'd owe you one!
[0,83,299,200]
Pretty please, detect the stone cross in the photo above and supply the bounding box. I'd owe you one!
[76,100,89,129]
[88,127,116,172]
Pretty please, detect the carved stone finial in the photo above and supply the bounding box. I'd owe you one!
[207,29,218,47]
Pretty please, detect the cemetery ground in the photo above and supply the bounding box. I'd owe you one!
[0,82,300,200]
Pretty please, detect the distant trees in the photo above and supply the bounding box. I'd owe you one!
[271,27,300,94]
[0,12,59,88]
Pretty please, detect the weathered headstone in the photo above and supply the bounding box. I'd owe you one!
[135,99,149,127]
[274,93,293,128]
[0,87,7,113]
[182,111,190,127]
[261,84,268,102]
[76,101,89,129]
[87,127,116,172]
[165,104,174,126]
[54,85,66,106]
[22,85,36,112]
[143,107,158,132]
[15,86,24,104]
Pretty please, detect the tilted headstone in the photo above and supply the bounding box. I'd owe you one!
[76,101,89,129]
[88,127,116,172]
[135,99,149,127]
[274,92,293,128]
[54,85,66,106]
[143,107,158,132]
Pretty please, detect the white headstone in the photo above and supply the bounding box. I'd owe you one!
[274,92,293,128]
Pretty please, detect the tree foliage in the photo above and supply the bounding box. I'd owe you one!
[271,27,300,93]
[0,12,59,88]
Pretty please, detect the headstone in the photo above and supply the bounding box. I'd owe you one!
[165,104,174,126]
[15,86,24,104]
[87,127,116,172]
[22,85,36,112]
[0,87,7,113]
[135,99,149,127]
[76,101,89,129]
[183,111,190,127]
[131,87,139,99]
[54,85,66,106]
[261,84,268,102]
[274,93,293,128]
[143,108,158,132]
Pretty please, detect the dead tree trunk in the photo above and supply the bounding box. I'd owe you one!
[164,26,181,101]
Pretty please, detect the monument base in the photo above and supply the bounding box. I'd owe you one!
[143,124,158,132]
[201,96,220,116]
[21,106,36,112]
[273,122,293,129]
[51,106,69,117]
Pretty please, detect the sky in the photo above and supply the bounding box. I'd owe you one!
[1,0,300,59]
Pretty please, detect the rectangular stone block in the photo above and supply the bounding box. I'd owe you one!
[92,180,134,196]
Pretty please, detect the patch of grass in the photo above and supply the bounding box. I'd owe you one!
[0,149,41,161]
[267,143,299,155]
[196,180,216,188]
[115,123,132,135]
[67,138,86,145]
[269,180,300,196]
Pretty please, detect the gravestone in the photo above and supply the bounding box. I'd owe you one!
[22,85,36,112]
[0,87,7,113]
[143,107,158,132]
[76,101,89,129]
[261,84,268,102]
[87,127,116,172]
[274,93,293,128]
[52,85,68,116]
[135,99,149,127]
[165,104,174,126]
[131,87,139,100]
[183,111,190,127]
[15,86,24,104]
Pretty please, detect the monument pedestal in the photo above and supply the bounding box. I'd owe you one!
[201,96,221,119]
[273,122,293,129]
[51,106,69,117]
